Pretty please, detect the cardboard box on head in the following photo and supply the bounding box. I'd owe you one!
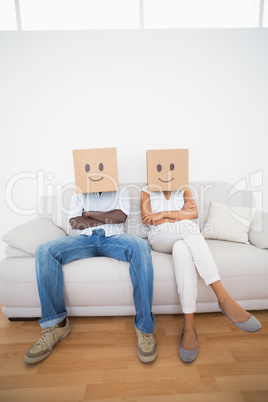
[72,147,119,193]
[146,149,189,192]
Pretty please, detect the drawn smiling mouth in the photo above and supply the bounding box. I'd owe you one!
[158,178,174,183]
[88,177,104,182]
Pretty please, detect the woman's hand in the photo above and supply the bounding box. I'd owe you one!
[183,200,196,210]
[142,212,164,226]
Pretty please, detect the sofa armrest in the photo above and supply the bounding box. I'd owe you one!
[249,211,268,249]
[2,217,67,256]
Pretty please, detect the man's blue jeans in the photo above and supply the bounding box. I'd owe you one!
[35,229,155,334]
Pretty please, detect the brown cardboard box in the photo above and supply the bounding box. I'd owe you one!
[72,147,119,193]
[146,149,188,191]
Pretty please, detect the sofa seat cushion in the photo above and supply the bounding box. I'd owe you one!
[1,239,267,315]
[0,258,39,307]
[62,251,180,308]
[206,240,268,276]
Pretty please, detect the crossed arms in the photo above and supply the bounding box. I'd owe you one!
[141,188,198,226]
[69,210,127,230]
[70,188,197,230]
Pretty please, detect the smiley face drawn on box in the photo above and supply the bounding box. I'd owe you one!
[146,149,188,191]
[72,147,119,193]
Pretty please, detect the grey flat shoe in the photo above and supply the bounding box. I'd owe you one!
[179,329,198,363]
[218,303,262,333]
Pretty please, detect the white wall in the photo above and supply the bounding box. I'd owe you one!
[0,29,267,260]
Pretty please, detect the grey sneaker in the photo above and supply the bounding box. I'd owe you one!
[24,318,71,364]
[135,326,158,363]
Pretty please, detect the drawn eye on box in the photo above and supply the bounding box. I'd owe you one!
[72,148,119,193]
[146,149,189,192]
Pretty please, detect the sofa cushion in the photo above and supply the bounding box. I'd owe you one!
[202,201,255,244]
[249,211,268,249]
[2,217,67,255]
[5,246,32,258]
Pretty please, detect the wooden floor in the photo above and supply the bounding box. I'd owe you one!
[0,309,267,402]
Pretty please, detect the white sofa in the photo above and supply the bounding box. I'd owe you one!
[0,181,268,321]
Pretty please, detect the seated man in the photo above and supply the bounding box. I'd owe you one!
[24,148,157,364]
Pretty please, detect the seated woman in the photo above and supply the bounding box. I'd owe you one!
[141,185,261,363]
